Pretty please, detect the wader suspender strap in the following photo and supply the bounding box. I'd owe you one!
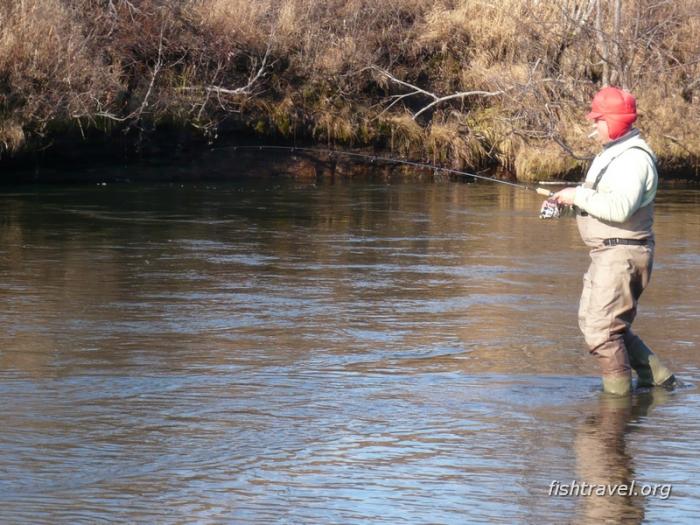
[591,146,656,191]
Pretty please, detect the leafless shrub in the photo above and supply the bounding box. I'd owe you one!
[0,0,122,151]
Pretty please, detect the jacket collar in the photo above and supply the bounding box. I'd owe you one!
[603,128,640,150]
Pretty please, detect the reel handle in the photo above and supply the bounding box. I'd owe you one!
[536,187,554,197]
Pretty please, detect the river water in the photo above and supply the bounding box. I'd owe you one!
[1,178,699,523]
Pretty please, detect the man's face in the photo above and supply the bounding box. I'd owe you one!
[593,118,611,144]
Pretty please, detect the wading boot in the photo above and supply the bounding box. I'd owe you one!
[601,374,632,396]
[658,374,680,390]
[624,333,674,388]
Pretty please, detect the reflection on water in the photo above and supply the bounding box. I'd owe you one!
[574,391,663,524]
[0,180,699,523]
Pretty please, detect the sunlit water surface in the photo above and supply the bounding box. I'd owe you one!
[1,178,699,523]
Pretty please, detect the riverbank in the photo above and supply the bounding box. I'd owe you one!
[0,135,492,186]
[2,126,698,186]
[1,1,698,181]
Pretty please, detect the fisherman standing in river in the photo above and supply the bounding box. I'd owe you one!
[548,86,676,395]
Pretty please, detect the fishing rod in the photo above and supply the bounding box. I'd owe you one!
[227,145,554,197]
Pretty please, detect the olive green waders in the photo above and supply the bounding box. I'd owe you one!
[577,205,674,395]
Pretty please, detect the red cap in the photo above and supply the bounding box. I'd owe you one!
[586,87,637,139]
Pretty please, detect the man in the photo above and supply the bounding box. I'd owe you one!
[551,86,675,395]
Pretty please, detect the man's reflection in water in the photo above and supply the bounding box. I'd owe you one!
[573,390,671,524]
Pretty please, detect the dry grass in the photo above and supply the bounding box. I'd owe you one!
[381,114,424,157]
[0,121,25,152]
[0,0,121,150]
[1,0,698,178]
[427,117,490,169]
[515,143,580,183]
[189,0,273,48]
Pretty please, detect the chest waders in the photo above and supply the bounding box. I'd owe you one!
[575,148,674,395]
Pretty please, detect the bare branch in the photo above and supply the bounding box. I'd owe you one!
[552,135,595,161]
[370,66,505,121]
[131,19,165,121]
[375,90,424,119]
[181,40,273,98]
[369,66,438,101]
[595,0,610,85]
[663,134,697,157]
[412,89,505,119]
[91,19,165,125]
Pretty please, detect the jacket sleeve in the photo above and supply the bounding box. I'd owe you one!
[573,150,650,223]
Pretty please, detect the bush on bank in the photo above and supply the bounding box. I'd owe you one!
[0,0,698,180]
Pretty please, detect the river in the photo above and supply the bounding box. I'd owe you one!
[1,177,699,523]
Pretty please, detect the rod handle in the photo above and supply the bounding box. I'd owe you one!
[536,187,554,197]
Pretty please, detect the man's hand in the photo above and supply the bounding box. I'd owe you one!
[552,187,577,206]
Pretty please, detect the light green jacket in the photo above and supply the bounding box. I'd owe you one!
[573,129,658,223]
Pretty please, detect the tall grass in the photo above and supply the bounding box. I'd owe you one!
[0,0,698,179]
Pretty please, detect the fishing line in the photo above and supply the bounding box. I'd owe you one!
[226,145,554,197]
